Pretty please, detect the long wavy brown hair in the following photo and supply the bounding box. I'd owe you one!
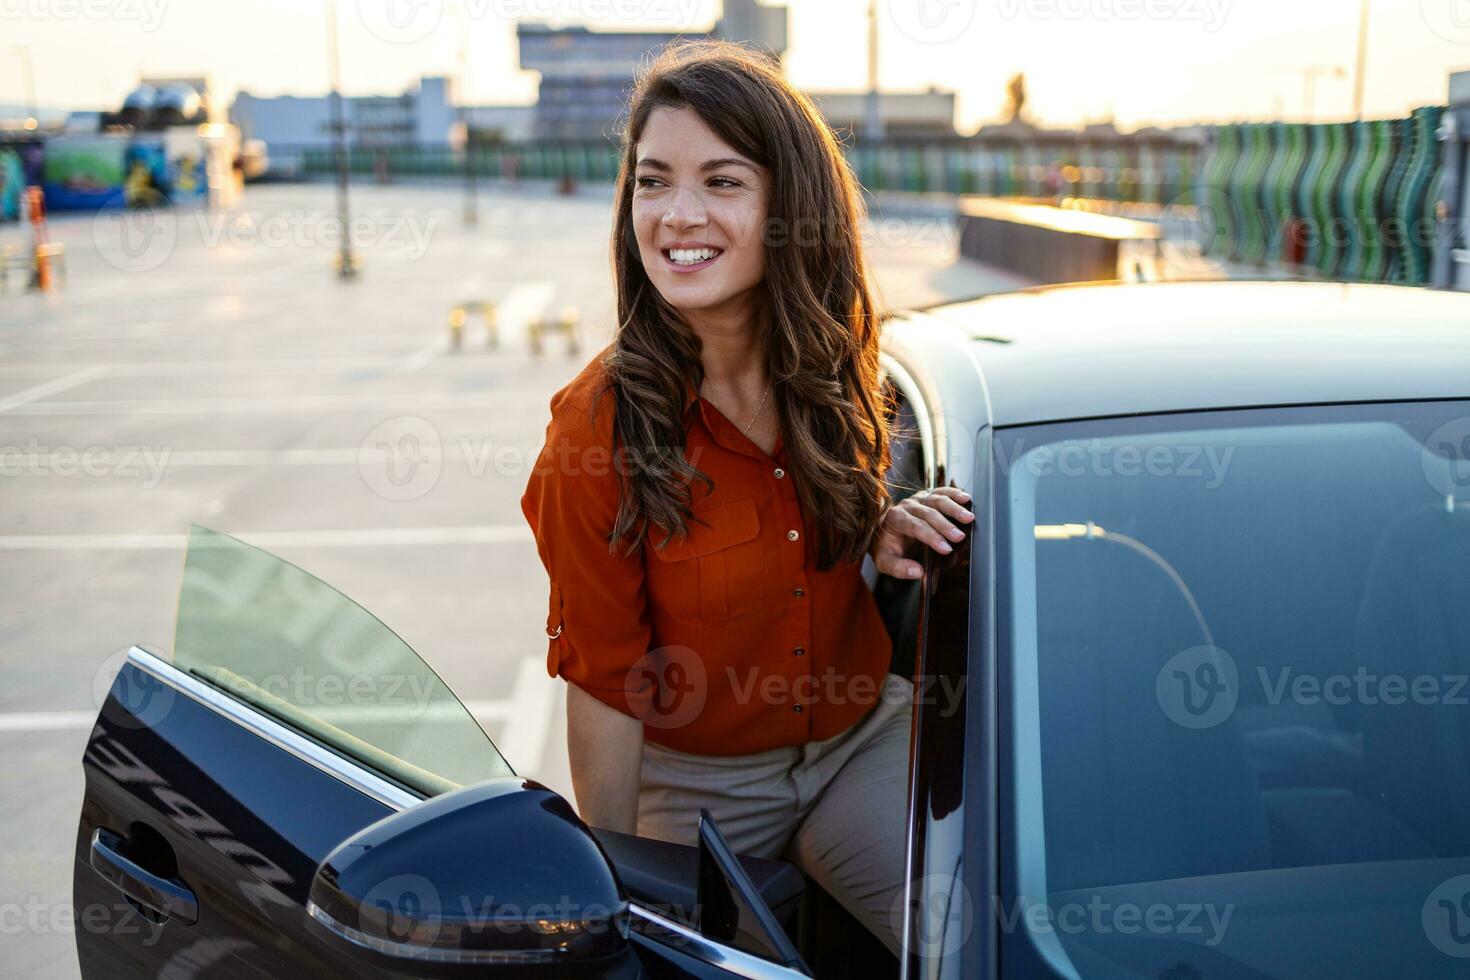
[597,40,891,571]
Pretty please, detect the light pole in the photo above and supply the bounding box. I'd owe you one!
[325,0,357,280]
[865,0,884,141]
[1351,0,1370,120]
[9,45,37,128]
[457,6,477,227]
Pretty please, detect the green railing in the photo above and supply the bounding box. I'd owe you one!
[275,107,1456,286]
[1194,108,1448,285]
[280,135,1201,205]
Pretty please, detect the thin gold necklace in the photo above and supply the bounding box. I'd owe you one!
[702,380,770,435]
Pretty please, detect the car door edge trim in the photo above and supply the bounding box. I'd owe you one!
[628,904,811,980]
[125,648,801,978]
[125,646,422,811]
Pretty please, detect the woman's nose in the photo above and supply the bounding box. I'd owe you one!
[661,187,707,230]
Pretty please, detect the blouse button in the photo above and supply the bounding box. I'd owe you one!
[794,647,805,657]
[793,588,805,597]
[793,704,804,713]
[774,467,785,479]
[787,530,799,542]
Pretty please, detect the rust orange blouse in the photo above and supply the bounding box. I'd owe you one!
[520,352,894,756]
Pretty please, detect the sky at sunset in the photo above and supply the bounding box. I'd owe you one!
[4,0,1469,133]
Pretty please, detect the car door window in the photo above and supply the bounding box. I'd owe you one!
[172,524,512,797]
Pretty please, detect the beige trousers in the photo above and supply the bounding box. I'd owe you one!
[637,672,913,958]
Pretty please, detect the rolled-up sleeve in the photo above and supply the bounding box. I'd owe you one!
[520,384,655,721]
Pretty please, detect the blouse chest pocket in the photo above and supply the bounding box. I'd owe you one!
[647,497,766,627]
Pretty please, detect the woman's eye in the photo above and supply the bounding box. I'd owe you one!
[635,176,663,189]
[709,176,741,188]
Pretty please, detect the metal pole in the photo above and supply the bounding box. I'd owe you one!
[459,12,477,227]
[865,0,884,141]
[1351,0,1369,121]
[326,0,357,279]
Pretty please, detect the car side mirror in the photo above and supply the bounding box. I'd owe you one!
[305,778,638,977]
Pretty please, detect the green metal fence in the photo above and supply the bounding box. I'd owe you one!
[1194,108,1447,285]
[280,108,1453,286]
[284,135,1201,204]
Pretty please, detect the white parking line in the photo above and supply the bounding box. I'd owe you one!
[0,366,107,413]
[2,447,495,467]
[0,710,98,732]
[0,525,534,549]
[2,392,521,415]
[0,358,460,378]
[0,656,557,776]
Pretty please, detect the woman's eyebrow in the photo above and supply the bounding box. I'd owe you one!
[635,157,758,174]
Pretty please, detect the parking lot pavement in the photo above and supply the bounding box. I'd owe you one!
[0,180,1023,978]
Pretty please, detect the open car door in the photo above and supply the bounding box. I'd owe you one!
[73,525,816,979]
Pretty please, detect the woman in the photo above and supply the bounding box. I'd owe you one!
[520,40,972,957]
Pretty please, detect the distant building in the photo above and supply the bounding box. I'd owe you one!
[808,89,957,140]
[516,0,788,141]
[231,76,522,149]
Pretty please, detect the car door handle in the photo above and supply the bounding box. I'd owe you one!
[90,828,198,926]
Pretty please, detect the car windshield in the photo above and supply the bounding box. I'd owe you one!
[996,400,1470,979]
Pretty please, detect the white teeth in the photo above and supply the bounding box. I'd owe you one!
[668,248,719,265]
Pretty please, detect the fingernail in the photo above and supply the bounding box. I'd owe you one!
[937,541,952,554]
[908,566,922,578]
[947,528,964,540]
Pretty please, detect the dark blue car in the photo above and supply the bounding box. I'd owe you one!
[76,281,1470,978]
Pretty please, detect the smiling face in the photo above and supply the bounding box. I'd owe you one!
[631,105,770,321]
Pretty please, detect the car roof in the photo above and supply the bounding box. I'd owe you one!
[900,280,1470,427]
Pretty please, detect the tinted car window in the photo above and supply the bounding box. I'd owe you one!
[174,525,512,797]
[996,401,1470,979]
